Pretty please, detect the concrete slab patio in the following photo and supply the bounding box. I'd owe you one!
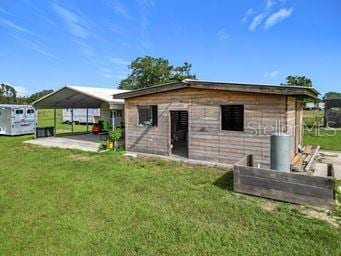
[24,134,103,152]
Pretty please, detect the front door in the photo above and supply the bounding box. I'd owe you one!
[170,111,188,158]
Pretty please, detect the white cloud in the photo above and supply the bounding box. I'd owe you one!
[52,3,88,38]
[139,0,155,8]
[241,8,253,23]
[249,13,267,31]
[10,34,59,60]
[109,57,130,66]
[99,67,115,79]
[0,17,38,37]
[0,7,12,16]
[99,67,127,80]
[244,0,292,31]
[138,0,154,51]
[264,8,293,29]
[246,8,254,15]
[14,86,31,97]
[217,29,229,40]
[264,70,279,79]
[266,0,275,10]
[111,2,132,20]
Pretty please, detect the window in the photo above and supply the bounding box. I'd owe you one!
[221,105,244,131]
[27,109,35,114]
[138,105,158,126]
[15,109,23,115]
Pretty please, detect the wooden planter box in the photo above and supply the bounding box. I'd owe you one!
[233,155,336,208]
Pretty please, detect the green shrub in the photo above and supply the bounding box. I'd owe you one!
[109,128,122,142]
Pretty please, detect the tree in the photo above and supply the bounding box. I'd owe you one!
[324,91,341,100]
[285,76,312,87]
[0,83,17,104]
[119,56,196,90]
[26,89,53,103]
[284,76,316,105]
[0,84,53,104]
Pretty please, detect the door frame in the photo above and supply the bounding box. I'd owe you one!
[169,110,189,157]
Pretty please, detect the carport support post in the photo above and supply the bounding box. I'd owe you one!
[112,109,116,130]
[71,108,74,134]
[53,108,56,136]
[86,108,89,133]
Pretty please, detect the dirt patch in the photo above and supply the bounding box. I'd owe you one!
[303,208,339,228]
[259,200,277,212]
[19,143,35,151]
[68,154,92,162]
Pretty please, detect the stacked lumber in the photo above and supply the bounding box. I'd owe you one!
[291,145,320,173]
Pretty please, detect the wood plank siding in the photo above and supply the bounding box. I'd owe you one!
[124,87,303,167]
[234,158,336,208]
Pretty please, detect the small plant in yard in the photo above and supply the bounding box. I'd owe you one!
[109,128,123,150]
[99,142,107,150]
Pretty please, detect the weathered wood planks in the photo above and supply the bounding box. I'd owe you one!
[234,155,336,208]
[290,145,320,173]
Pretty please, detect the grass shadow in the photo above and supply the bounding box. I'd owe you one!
[213,170,234,191]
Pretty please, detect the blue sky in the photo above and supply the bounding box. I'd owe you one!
[0,0,340,96]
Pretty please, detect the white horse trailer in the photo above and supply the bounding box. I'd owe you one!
[62,108,100,124]
[0,104,36,135]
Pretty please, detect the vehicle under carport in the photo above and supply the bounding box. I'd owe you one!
[26,85,129,151]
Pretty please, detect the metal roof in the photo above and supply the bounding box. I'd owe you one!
[33,85,130,109]
[113,79,319,99]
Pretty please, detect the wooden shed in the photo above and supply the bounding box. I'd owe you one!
[114,80,318,167]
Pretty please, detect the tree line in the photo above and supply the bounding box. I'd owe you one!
[0,83,53,105]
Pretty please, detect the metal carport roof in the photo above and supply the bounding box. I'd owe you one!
[33,86,129,109]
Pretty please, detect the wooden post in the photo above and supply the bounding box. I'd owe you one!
[53,108,56,136]
[112,109,116,130]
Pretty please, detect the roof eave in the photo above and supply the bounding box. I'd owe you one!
[188,80,319,99]
[32,86,68,107]
[113,83,319,100]
[113,81,187,99]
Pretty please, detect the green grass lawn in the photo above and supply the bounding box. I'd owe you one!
[303,110,341,151]
[0,136,340,255]
[304,129,341,151]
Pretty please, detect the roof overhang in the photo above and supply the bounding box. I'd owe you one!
[113,80,319,99]
[33,86,127,109]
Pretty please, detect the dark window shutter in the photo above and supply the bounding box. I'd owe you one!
[221,105,244,131]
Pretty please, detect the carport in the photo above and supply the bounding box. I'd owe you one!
[26,85,129,152]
